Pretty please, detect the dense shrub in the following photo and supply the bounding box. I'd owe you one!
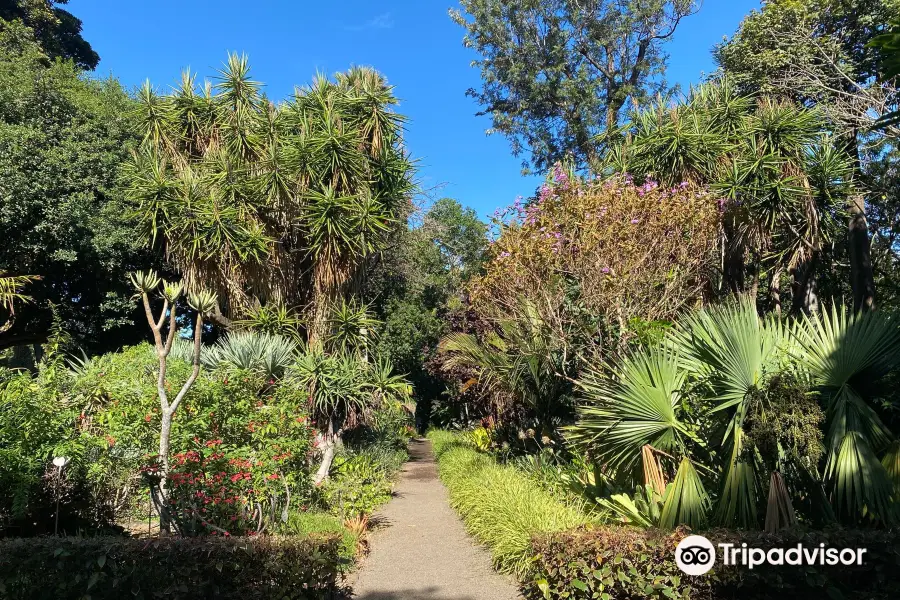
[1,344,316,536]
[0,535,347,599]
[428,430,589,576]
[528,526,900,600]
[473,172,719,347]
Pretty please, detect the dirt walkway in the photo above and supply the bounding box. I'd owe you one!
[349,438,522,600]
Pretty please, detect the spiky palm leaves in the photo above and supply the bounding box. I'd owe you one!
[570,299,900,530]
[611,80,850,312]
[0,272,38,333]
[125,56,415,337]
[439,303,573,429]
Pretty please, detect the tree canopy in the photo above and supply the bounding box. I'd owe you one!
[451,0,698,172]
[0,0,99,69]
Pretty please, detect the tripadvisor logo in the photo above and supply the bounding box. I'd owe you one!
[675,535,868,575]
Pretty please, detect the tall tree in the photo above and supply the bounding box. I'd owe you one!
[0,21,152,353]
[610,81,852,315]
[125,56,415,342]
[451,0,699,172]
[0,0,98,69]
[715,0,900,312]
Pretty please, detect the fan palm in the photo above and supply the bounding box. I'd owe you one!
[570,298,900,530]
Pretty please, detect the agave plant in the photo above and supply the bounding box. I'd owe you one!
[204,330,298,380]
[569,298,900,531]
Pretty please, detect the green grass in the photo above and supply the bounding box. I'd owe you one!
[427,430,589,578]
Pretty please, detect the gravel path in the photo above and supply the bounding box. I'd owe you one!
[349,438,522,600]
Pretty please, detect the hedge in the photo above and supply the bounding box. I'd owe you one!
[529,526,900,600]
[0,535,348,599]
[427,430,590,577]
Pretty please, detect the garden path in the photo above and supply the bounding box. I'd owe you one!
[349,438,522,600]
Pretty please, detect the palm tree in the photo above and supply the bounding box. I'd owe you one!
[124,56,415,341]
[569,298,900,530]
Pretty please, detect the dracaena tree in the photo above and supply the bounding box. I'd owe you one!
[124,54,415,342]
[129,269,217,530]
[609,80,852,314]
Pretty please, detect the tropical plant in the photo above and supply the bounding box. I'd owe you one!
[203,330,297,381]
[286,346,411,484]
[439,301,574,436]
[129,269,217,531]
[0,273,37,333]
[124,56,415,340]
[610,80,852,313]
[568,298,900,530]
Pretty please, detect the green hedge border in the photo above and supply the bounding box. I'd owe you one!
[0,535,347,599]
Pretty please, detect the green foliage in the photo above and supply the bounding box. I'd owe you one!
[280,510,359,565]
[322,451,395,519]
[0,535,346,599]
[569,298,900,530]
[612,80,850,311]
[0,0,99,69]
[450,0,699,171]
[529,527,900,600]
[202,330,298,381]
[0,21,152,352]
[125,57,415,333]
[428,430,589,577]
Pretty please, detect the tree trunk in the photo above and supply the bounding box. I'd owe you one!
[157,409,174,533]
[791,253,819,315]
[769,265,783,316]
[848,192,875,312]
[313,419,338,485]
[844,130,875,312]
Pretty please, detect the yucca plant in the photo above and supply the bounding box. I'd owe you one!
[287,347,409,484]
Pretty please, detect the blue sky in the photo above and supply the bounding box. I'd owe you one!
[70,0,760,219]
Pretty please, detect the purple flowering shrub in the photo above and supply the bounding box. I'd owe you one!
[475,166,720,345]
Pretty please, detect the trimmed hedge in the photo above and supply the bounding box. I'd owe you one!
[428,430,589,577]
[529,526,900,600]
[0,535,347,599]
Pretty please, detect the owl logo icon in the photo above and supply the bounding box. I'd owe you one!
[675,535,716,575]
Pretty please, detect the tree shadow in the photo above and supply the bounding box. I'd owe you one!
[342,586,480,600]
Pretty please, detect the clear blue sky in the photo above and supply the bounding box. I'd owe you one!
[69,0,760,219]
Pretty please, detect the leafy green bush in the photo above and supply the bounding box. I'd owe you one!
[322,452,394,518]
[281,510,359,565]
[428,430,589,577]
[0,535,347,599]
[528,527,900,600]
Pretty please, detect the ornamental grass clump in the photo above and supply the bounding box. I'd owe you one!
[428,431,588,577]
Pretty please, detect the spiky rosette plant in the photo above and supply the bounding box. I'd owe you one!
[124,56,415,342]
[129,269,218,532]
